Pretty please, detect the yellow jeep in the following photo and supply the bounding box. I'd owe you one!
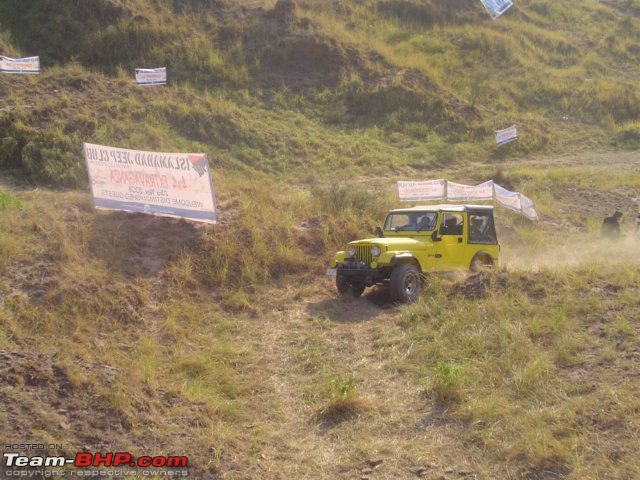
[327,205,499,303]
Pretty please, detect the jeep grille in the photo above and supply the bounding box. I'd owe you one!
[354,245,372,265]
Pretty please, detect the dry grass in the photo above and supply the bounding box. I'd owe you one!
[2,1,640,477]
[2,163,640,478]
[398,264,640,479]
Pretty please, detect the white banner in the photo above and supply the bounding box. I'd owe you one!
[447,180,494,201]
[135,67,167,86]
[83,143,217,223]
[519,193,539,220]
[397,179,445,202]
[493,183,521,212]
[480,0,513,19]
[495,124,517,145]
[398,179,538,220]
[0,55,40,74]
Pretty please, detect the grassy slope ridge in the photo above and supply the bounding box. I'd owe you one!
[1,1,640,479]
[1,0,640,186]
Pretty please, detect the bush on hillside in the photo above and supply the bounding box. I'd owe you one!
[614,122,640,149]
[0,0,126,65]
[0,137,20,168]
[376,0,475,26]
[21,140,83,187]
[341,77,460,134]
[0,112,83,186]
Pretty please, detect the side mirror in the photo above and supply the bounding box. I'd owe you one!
[375,226,383,238]
[431,230,441,242]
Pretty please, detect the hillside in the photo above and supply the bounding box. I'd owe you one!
[2,0,640,187]
[1,1,640,479]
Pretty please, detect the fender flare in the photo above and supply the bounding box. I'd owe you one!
[470,250,494,271]
[391,253,422,270]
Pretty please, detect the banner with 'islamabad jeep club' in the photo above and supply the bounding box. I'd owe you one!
[83,143,217,224]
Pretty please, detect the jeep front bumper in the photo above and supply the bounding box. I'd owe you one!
[329,261,392,286]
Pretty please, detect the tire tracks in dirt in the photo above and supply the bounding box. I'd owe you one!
[238,278,483,479]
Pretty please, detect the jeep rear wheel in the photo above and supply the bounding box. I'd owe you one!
[336,273,365,298]
[390,263,421,303]
[470,253,494,273]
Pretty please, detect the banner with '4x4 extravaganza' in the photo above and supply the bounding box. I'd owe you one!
[83,142,217,223]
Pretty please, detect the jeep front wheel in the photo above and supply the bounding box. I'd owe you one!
[390,263,421,303]
[336,272,365,298]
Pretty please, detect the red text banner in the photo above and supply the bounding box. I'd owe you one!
[83,142,217,223]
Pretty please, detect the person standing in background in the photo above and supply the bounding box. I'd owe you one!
[602,211,623,237]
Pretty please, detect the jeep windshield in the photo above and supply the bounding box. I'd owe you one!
[384,211,437,232]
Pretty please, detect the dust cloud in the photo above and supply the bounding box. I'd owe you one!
[501,234,640,271]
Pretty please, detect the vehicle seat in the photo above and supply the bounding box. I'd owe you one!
[442,217,462,235]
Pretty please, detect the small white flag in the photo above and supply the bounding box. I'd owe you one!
[135,67,167,86]
[495,124,517,145]
[480,0,513,19]
[0,55,40,74]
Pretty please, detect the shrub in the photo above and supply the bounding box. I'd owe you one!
[21,140,83,187]
[316,374,369,424]
[429,361,463,403]
[0,191,24,210]
[0,137,20,168]
[376,0,473,27]
[615,121,640,149]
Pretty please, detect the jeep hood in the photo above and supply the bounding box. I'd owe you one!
[348,237,432,250]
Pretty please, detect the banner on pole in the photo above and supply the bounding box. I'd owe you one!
[83,142,217,224]
[0,55,40,74]
[397,179,446,202]
[480,0,513,19]
[135,67,167,86]
[495,124,517,145]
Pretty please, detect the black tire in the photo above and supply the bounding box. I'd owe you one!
[336,273,365,298]
[350,283,365,298]
[470,254,494,273]
[390,263,422,303]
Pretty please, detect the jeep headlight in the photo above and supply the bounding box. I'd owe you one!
[371,246,381,257]
[347,246,356,258]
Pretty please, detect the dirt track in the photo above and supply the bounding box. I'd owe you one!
[230,278,485,479]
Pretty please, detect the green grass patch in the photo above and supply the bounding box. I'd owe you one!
[0,191,23,209]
